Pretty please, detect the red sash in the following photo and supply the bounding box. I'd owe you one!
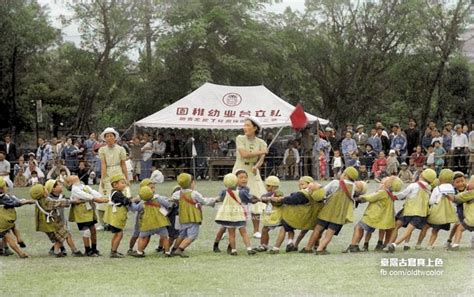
[145,200,161,208]
[180,191,202,212]
[227,189,248,219]
[386,190,397,201]
[417,181,430,193]
[339,180,353,201]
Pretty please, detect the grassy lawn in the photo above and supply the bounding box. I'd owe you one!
[1,180,473,296]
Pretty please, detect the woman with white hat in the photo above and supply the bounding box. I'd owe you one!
[233,117,268,239]
[97,128,129,230]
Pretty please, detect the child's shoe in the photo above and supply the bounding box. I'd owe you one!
[361,242,369,252]
[110,251,125,258]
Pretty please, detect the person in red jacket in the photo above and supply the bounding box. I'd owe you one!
[372,151,388,182]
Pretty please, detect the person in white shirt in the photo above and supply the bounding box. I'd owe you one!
[0,151,13,192]
[152,133,166,169]
[140,133,153,179]
[469,124,474,175]
[451,125,468,173]
[283,141,300,179]
[23,160,45,183]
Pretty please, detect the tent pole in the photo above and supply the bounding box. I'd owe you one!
[267,126,285,150]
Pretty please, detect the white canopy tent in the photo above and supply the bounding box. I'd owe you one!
[135,82,328,129]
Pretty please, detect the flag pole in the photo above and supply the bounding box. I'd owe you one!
[267,126,285,150]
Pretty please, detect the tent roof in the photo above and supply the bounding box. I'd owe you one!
[135,82,328,129]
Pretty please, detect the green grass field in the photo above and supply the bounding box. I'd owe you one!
[1,181,473,296]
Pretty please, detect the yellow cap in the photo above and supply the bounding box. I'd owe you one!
[299,176,314,184]
[139,186,154,201]
[30,184,46,200]
[45,179,57,193]
[223,173,238,188]
[265,176,280,187]
[344,166,359,181]
[438,169,454,183]
[139,178,152,188]
[0,177,6,192]
[177,173,192,189]
[390,177,403,192]
[110,174,126,185]
[355,181,368,194]
[421,168,437,185]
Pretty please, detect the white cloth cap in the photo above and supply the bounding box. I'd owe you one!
[99,127,119,141]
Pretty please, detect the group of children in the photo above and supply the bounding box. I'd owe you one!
[1,166,473,258]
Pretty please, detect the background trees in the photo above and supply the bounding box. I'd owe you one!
[0,0,473,138]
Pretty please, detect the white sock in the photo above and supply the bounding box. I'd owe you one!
[231,249,237,253]
[246,247,252,251]
[451,243,460,248]
[272,247,279,251]
[137,250,144,255]
[287,240,293,245]
[392,243,397,248]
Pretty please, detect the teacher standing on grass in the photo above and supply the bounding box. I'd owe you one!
[97,128,129,231]
[233,117,268,239]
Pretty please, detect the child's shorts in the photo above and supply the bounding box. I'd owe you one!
[395,209,408,228]
[462,222,474,232]
[109,225,123,234]
[317,219,343,236]
[401,216,427,230]
[139,227,169,238]
[0,228,12,239]
[456,205,464,221]
[429,223,450,231]
[216,220,246,229]
[178,223,200,240]
[358,221,376,233]
[77,221,97,231]
[281,220,295,232]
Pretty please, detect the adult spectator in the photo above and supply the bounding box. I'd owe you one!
[0,151,13,192]
[377,127,390,155]
[50,137,62,161]
[36,137,52,172]
[265,133,278,176]
[140,133,153,179]
[391,127,407,160]
[13,155,28,177]
[300,128,314,176]
[128,136,142,181]
[46,158,71,180]
[152,132,166,169]
[367,128,382,154]
[165,132,182,171]
[451,124,469,173]
[84,132,98,163]
[353,125,368,154]
[410,145,426,168]
[24,160,45,184]
[469,123,474,175]
[61,137,81,173]
[0,135,18,179]
[404,118,420,156]
[341,131,358,167]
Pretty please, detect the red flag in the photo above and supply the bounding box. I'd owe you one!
[290,104,308,131]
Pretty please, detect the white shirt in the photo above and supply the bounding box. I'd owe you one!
[469,131,474,152]
[429,184,455,205]
[395,181,429,201]
[141,142,153,161]
[152,141,166,155]
[0,160,10,175]
[70,183,101,202]
[283,148,300,165]
[24,166,45,179]
[451,133,468,149]
[333,157,342,168]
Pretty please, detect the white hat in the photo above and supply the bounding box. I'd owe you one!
[325,127,333,132]
[389,149,396,155]
[99,127,119,141]
[150,169,164,184]
[244,116,262,130]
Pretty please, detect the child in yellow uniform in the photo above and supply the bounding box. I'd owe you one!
[66,175,109,257]
[104,175,138,258]
[385,168,437,253]
[0,177,34,258]
[269,176,325,254]
[302,167,359,255]
[33,181,83,257]
[213,169,255,253]
[131,186,172,257]
[415,169,458,249]
[215,173,256,256]
[171,173,216,257]
[449,175,474,250]
[446,172,467,248]
[255,176,284,252]
[345,177,403,253]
